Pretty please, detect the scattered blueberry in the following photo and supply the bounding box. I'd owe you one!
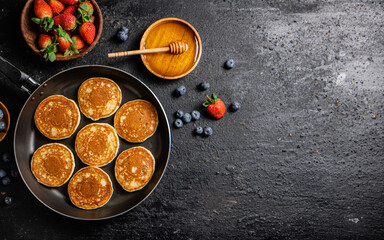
[195,126,203,135]
[191,110,201,121]
[175,110,184,119]
[116,31,128,42]
[203,126,213,137]
[230,101,241,111]
[182,113,192,123]
[0,169,6,178]
[175,86,187,96]
[225,59,235,69]
[0,122,6,131]
[2,153,11,163]
[0,109,3,120]
[174,119,183,128]
[4,196,13,205]
[120,26,129,33]
[10,170,18,178]
[2,176,11,186]
[198,81,210,91]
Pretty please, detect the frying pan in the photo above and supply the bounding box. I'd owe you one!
[0,56,171,220]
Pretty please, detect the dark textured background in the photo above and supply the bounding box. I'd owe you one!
[0,0,384,239]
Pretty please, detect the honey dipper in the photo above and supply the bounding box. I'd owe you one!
[108,41,188,58]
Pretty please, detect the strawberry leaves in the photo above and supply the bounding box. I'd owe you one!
[41,35,58,62]
[203,94,218,107]
[32,17,54,32]
[77,2,93,23]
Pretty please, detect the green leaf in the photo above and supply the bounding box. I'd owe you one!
[80,3,89,11]
[48,52,56,62]
[31,17,41,24]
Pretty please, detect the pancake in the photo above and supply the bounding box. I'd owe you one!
[31,143,75,187]
[78,77,122,121]
[75,123,119,167]
[68,166,113,210]
[115,146,155,192]
[114,100,158,143]
[34,95,81,140]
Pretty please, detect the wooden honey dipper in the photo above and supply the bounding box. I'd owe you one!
[108,41,188,58]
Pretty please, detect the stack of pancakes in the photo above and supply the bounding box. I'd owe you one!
[31,77,158,210]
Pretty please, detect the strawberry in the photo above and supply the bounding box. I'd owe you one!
[72,35,85,49]
[53,13,77,30]
[57,36,70,52]
[79,22,95,44]
[37,34,57,62]
[203,94,226,119]
[62,5,77,15]
[57,0,78,5]
[77,2,94,23]
[33,0,53,19]
[38,34,52,49]
[47,0,65,15]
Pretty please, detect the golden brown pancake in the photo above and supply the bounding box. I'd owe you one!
[75,123,119,167]
[114,100,158,143]
[78,77,122,121]
[34,95,81,140]
[115,146,155,192]
[31,143,75,187]
[68,166,113,210]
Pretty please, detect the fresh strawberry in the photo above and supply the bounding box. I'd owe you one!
[53,13,77,30]
[37,34,57,62]
[57,0,78,5]
[47,0,65,15]
[33,0,53,19]
[38,34,52,49]
[57,36,70,52]
[203,94,226,119]
[79,22,95,44]
[62,5,77,15]
[77,2,94,23]
[72,35,85,49]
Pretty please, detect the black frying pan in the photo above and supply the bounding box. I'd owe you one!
[0,56,171,220]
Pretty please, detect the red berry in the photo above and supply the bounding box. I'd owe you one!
[203,94,226,119]
[34,0,53,19]
[53,13,77,30]
[79,22,95,44]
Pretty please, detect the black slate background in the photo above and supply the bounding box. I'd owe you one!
[0,0,384,239]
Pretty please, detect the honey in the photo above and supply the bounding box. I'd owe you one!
[140,18,202,79]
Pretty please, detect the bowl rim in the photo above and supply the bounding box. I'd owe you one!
[20,0,103,61]
[140,17,202,80]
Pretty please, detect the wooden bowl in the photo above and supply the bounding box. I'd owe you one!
[20,0,103,61]
[0,102,10,142]
[140,18,202,80]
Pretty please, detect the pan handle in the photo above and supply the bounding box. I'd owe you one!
[0,56,40,94]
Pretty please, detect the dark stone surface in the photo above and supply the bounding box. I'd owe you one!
[0,0,384,239]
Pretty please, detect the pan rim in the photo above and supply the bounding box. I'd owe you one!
[13,65,171,220]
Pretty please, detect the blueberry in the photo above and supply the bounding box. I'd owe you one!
[0,109,3,120]
[0,169,6,178]
[230,101,241,111]
[195,126,203,135]
[10,170,18,178]
[4,196,13,205]
[175,110,184,119]
[182,113,192,123]
[225,59,235,69]
[191,110,200,121]
[203,126,213,136]
[0,122,6,131]
[116,31,128,42]
[198,81,210,91]
[174,119,183,128]
[2,176,11,186]
[175,86,186,96]
[2,153,11,163]
[121,26,129,33]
